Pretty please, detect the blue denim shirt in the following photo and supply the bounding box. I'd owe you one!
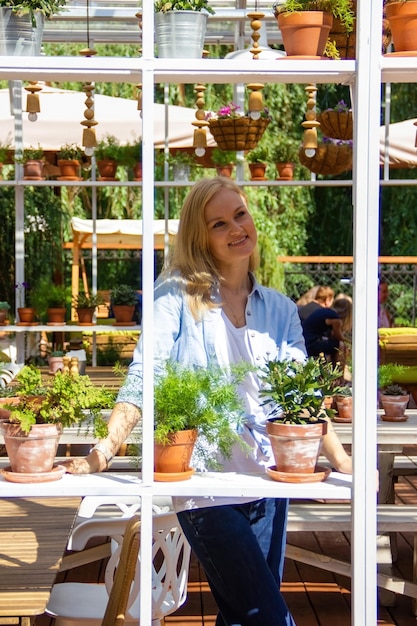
[117,271,306,407]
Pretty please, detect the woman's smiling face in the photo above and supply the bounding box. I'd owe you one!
[204,187,257,268]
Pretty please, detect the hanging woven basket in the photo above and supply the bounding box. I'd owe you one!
[317,110,353,141]
[208,117,270,151]
[298,143,352,177]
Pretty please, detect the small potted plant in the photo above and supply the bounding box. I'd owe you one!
[73,291,105,325]
[0,301,10,325]
[110,284,138,325]
[246,144,270,181]
[0,370,109,479]
[121,138,142,181]
[211,148,237,178]
[385,0,417,54]
[31,278,70,325]
[153,359,251,479]
[334,384,353,422]
[56,143,83,180]
[153,0,215,59]
[17,145,45,180]
[259,355,344,481]
[272,0,355,57]
[95,134,122,180]
[271,133,299,180]
[378,363,410,421]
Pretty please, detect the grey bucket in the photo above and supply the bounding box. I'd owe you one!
[155,11,208,59]
[0,8,44,56]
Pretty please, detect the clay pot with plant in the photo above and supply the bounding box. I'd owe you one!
[95,134,122,180]
[272,0,355,58]
[17,145,45,180]
[334,385,353,422]
[260,355,344,481]
[153,359,251,480]
[0,368,112,480]
[385,0,417,54]
[110,284,138,325]
[271,134,299,180]
[122,138,142,181]
[30,278,70,325]
[211,148,236,178]
[0,301,10,325]
[246,144,270,181]
[57,143,83,180]
[73,291,105,325]
[378,363,410,421]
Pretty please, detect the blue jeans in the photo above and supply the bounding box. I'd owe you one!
[177,498,296,626]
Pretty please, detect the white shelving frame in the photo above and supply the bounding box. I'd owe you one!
[2,0,413,622]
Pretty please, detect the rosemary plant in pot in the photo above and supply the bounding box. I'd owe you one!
[0,370,109,480]
[153,360,250,480]
[260,355,343,481]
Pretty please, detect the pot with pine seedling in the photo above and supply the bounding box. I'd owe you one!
[260,355,343,482]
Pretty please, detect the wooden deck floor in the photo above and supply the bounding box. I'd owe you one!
[33,473,417,626]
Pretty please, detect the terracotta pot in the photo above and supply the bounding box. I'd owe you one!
[249,162,267,181]
[276,162,294,180]
[385,1,417,53]
[335,395,353,421]
[215,165,234,178]
[47,307,66,325]
[277,11,333,58]
[133,162,142,181]
[0,309,7,324]
[57,159,81,180]
[97,158,118,180]
[23,159,44,180]
[154,429,197,474]
[0,396,20,419]
[380,393,410,420]
[266,418,328,474]
[77,306,95,325]
[17,307,36,324]
[0,421,62,474]
[48,355,64,375]
[112,304,135,324]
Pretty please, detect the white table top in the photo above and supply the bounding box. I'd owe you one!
[0,467,352,499]
[334,412,417,447]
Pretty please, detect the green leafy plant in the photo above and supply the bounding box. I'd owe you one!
[6,371,110,436]
[211,148,236,166]
[154,360,252,467]
[121,139,142,167]
[13,364,46,396]
[0,137,11,163]
[73,291,105,309]
[30,278,70,320]
[259,355,344,424]
[0,0,67,18]
[0,301,10,310]
[110,284,138,306]
[16,144,44,163]
[272,0,355,32]
[246,145,270,164]
[94,134,122,161]
[154,0,215,14]
[57,143,83,161]
[335,384,352,397]
[378,363,406,390]
[271,133,300,163]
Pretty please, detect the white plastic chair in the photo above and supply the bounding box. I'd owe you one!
[46,511,191,626]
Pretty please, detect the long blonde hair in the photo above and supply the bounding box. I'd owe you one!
[164,177,259,319]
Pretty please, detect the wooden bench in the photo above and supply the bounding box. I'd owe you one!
[287,502,417,607]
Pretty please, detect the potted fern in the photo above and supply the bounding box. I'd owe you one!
[260,355,344,481]
[153,359,251,479]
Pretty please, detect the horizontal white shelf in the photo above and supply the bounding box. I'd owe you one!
[2,324,141,333]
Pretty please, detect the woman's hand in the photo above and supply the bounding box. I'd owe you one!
[60,449,108,474]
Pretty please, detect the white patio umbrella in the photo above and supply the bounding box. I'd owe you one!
[379,117,417,168]
[0,85,216,150]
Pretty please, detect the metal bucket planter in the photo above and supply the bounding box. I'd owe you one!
[155,11,208,58]
[0,8,44,56]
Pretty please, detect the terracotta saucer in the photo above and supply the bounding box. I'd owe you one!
[16,322,39,326]
[1,464,66,483]
[266,465,331,484]
[380,414,409,422]
[333,416,352,423]
[153,467,195,482]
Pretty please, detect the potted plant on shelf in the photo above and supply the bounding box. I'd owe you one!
[56,143,83,180]
[30,278,70,325]
[110,284,138,325]
[153,359,251,480]
[0,137,11,179]
[73,291,105,325]
[378,363,410,421]
[153,0,215,59]
[272,0,355,58]
[122,138,142,181]
[211,147,236,178]
[17,145,45,180]
[385,0,417,54]
[0,370,109,479]
[95,134,122,180]
[334,384,353,422]
[271,133,299,180]
[15,281,37,324]
[259,355,344,481]
[0,301,10,325]
[246,144,270,181]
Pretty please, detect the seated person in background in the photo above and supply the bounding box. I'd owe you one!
[296,285,320,320]
[378,279,393,328]
[332,293,353,379]
[301,286,344,361]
